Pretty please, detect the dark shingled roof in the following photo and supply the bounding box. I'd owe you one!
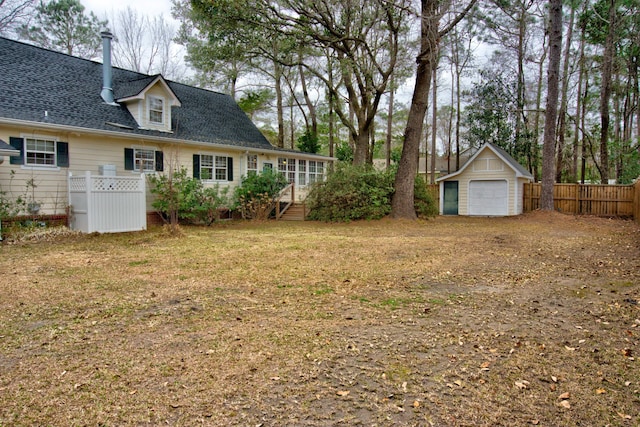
[0,37,275,151]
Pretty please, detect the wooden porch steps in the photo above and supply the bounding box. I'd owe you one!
[279,203,307,221]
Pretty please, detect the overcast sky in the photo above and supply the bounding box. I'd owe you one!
[82,0,176,25]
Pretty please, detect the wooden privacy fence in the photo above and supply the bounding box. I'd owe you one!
[523,182,637,218]
[634,180,640,223]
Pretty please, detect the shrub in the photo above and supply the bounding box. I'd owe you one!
[414,175,438,219]
[306,163,395,222]
[149,167,230,227]
[234,169,288,220]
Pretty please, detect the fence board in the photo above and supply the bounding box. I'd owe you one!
[634,181,640,224]
[523,183,636,218]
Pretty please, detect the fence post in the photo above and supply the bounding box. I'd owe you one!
[633,178,640,224]
[576,184,581,214]
[140,173,147,230]
[85,171,92,233]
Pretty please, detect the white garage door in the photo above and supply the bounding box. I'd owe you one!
[469,180,508,216]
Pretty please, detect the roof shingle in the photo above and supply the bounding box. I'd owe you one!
[0,37,275,151]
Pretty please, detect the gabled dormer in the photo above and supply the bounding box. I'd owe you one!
[116,75,181,133]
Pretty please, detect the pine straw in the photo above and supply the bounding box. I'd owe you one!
[0,214,638,426]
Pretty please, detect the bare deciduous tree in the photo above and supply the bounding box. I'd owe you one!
[0,0,36,35]
[109,7,186,80]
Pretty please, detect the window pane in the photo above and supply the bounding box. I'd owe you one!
[25,138,56,166]
[135,149,155,171]
[215,156,227,180]
[200,155,213,179]
[247,154,257,171]
[149,97,163,124]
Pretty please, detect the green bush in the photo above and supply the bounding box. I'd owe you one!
[306,163,395,222]
[414,176,438,219]
[234,169,288,220]
[306,164,438,222]
[149,167,230,226]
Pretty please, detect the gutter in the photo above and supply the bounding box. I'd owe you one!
[0,117,335,161]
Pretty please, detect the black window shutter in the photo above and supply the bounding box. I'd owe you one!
[155,151,164,172]
[124,148,134,170]
[9,137,24,165]
[193,154,200,179]
[227,156,233,181]
[56,142,69,167]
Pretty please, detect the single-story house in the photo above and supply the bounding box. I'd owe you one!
[0,33,332,229]
[436,142,534,216]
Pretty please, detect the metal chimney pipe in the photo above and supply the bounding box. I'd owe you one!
[100,30,115,104]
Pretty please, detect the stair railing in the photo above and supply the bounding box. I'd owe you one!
[275,183,294,220]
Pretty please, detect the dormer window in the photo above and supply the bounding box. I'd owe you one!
[116,75,180,132]
[149,96,164,124]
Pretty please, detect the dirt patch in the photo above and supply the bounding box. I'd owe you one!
[0,212,638,426]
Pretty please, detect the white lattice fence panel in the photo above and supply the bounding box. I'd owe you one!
[91,176,144,192]
[69,172,146,233]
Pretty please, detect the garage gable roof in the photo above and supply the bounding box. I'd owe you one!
[436,142,534,182]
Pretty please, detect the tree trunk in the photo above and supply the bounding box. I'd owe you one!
[274,60,284,148]
[555,2,575,183]
[599,0,616,184]
[391,0,438,219]
[430,60,438,184]
[572,10,588,183]
[540,0,562,211]
[386,76,394,169]
[298,54,317,137]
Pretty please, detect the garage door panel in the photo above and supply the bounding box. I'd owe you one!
[469,180,508,216]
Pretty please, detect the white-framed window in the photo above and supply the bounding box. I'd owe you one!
[25,137,56,166]
[309,161,325,184]
[124,147,162,172]
[135,148,156,171]
[298,159,307,186]
[148,96,164,124]
[193,154,232,181]
[247,154,258,175]
[9,136,69,168]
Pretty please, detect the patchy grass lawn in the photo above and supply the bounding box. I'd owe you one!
[0,212,639,426]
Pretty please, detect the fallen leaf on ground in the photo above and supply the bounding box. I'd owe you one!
[558,392,570,400]
[336,390,350,397]
[559,400,571,409]
[515,380,530,390]
[596,388,606,394]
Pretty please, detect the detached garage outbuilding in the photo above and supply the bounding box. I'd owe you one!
[436,142,534,216]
